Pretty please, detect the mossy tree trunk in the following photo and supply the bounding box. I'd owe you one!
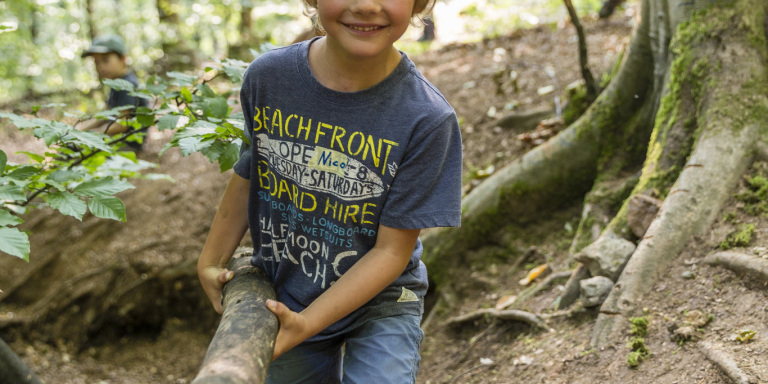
[422,0,768,348]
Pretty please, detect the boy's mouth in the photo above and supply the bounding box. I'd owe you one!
[344,23,385,32]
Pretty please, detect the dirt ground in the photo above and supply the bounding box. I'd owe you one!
[2,3,767,383]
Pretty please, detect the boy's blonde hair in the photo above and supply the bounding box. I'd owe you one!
[303,0,436,29]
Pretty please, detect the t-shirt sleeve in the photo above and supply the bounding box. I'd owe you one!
[379,113,463,229]
[233,69,254,179]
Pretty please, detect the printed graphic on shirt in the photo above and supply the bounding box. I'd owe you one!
[254,134,386,201]
[252,106,401,289]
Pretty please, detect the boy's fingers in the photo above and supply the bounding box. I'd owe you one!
[266,299,289,319]
[217,270,234,283]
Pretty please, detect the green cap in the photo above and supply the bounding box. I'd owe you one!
[82,34,126,57]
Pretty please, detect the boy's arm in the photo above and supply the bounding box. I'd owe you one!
[267,224,420,359]
[198,173,251,314]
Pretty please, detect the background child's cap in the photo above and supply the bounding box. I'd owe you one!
[82,34,126,57]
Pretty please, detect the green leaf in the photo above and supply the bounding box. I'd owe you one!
[0,150,6,175]
[157,115,180,131]
[167,72,197,87]
[47,191,87,220]
[135,107,155,127]
[204,97,229,119]
[88,196,126,221]
[196,83,216,98]
[178,137,213,156]
[181,87,193,103]
[216,142,240,172]
[0,209,23,226]
[33,124,67,146]
[61,130,112,153]
[17,151,45,163]
[0,112,49,129]
[0,227,30,261]
[145,76,167,95]
[222,59,248,83]
[73,177,135,198]
[103,78,135,92]
[6,166,37,181]
[0,183,26,201]
[48,169,85,184]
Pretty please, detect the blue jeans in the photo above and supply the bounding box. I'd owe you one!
[266,314,424,384]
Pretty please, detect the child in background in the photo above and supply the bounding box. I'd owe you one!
[81,34,147,150]
[198,0,462,382]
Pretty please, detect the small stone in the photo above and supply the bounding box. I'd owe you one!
[627,194,663,237]
[682,270,694,279]
[580,276,614,307]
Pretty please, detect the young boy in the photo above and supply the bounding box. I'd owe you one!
[198,0,462,382]
[81,34,147,150]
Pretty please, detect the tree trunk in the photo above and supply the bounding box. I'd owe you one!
[192,249,278,384]
[591,0,768,347]
[423,0,768,353]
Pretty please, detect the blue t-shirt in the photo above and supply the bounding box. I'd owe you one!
[233,37,462,340]
[108,72,146,149]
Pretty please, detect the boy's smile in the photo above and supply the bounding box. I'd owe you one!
[318,0,415,61]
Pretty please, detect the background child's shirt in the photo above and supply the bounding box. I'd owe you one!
[233,38,462,341]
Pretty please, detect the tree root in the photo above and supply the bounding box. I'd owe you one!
[698,341,751,384]
[444,308,552,332]
[513,271,572,308]
[704,251,768,282]
[593,122,759,348]
[557,264,590,310]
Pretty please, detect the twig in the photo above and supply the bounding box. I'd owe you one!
[513,270,572,307]
[563,0,599,99]
[540,304,587,320]
[444,308,552,332]
[698,341,750,384]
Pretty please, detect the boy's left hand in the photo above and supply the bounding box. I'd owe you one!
[266,299,313,360]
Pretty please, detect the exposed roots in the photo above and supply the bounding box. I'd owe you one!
[444,308,552,332]
[704,251,768,282]
[698,341,751,384]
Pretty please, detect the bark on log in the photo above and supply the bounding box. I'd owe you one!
[192,250,278,384]
[0,337,44,384]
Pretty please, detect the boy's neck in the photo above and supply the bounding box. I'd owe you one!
[308,37,402,93]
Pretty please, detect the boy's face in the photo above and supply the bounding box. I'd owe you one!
[91,52,127,80]
[317,0,415,60]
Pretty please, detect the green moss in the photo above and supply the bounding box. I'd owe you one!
[562,84,590,126]
[719,223,755,249]
[626,316,651,368]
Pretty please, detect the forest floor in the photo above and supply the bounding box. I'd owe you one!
[1,2,767,383]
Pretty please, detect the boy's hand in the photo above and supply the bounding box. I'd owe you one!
[199,266,234,314]
[266,299,313,360]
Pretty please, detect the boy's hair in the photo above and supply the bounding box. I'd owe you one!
[303,0,436,30]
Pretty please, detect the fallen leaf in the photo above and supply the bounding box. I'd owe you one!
[479,357,495,365]
[519,264,551,286]
[495,295,517,310]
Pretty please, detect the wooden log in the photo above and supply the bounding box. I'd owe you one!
[192,250,278,384]
[0,337,44,384]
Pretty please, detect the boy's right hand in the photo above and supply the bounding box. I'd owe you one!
[199,266,234,314]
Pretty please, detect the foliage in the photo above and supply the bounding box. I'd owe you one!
[0,0,306,103]
[718,223,755,250]
[0,58,251,261]
[626,316,650,368]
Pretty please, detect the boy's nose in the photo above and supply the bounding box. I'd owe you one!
[349,0,382,14]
